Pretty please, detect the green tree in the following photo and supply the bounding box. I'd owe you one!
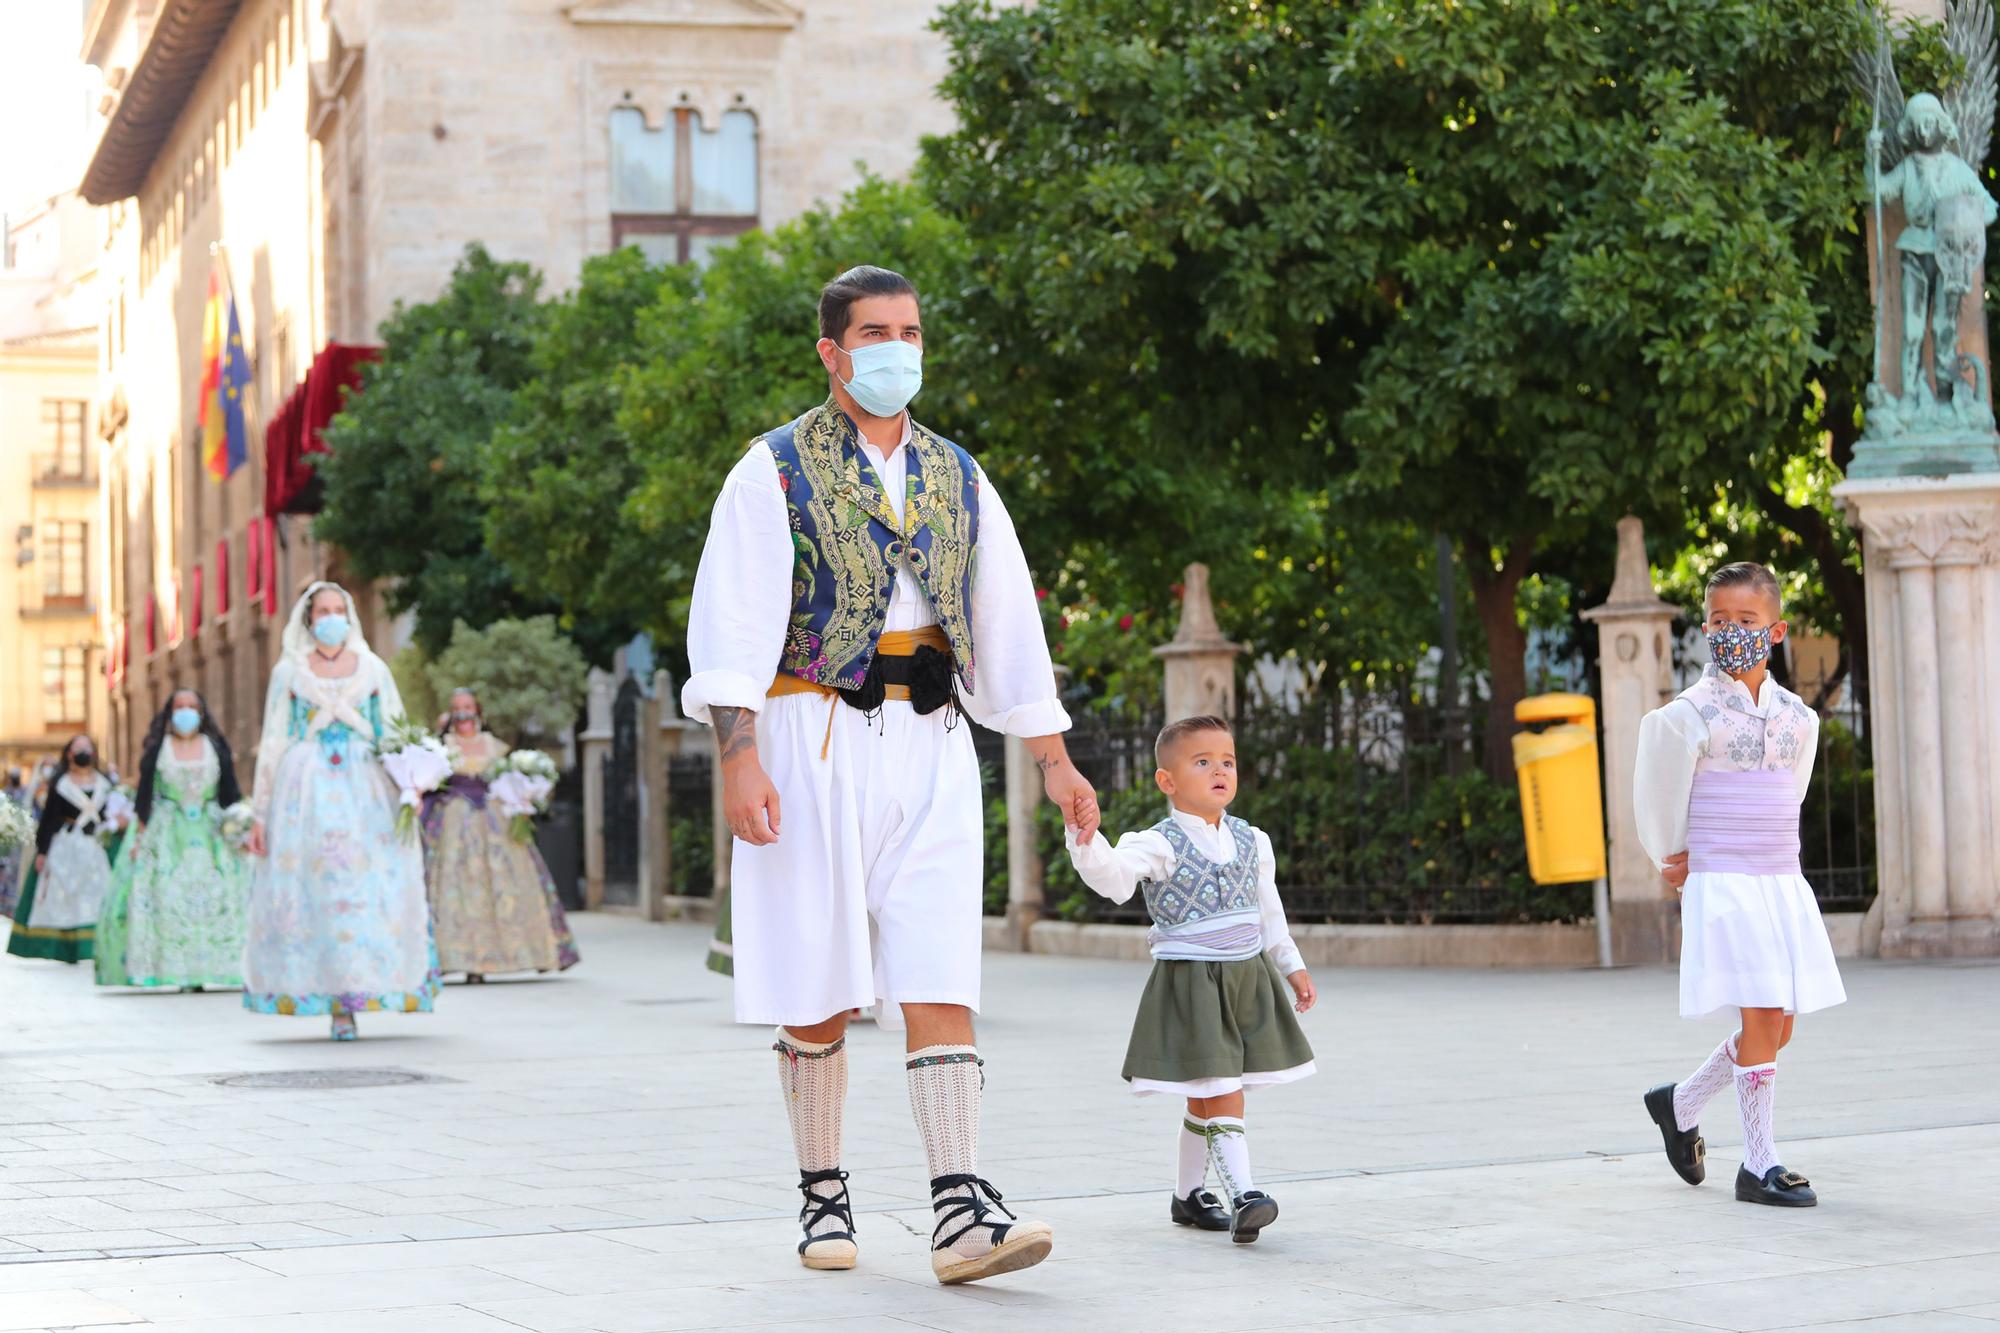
[924,0,1893,773]
[316,245,551,653]
[426,616,590,745]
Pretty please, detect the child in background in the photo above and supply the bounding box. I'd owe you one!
[1638,562,1845,1207]
[1067,715,1316,1244]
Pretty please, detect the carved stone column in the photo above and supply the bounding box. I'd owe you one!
[579,667,614,912]
[1580,517,1680,964]
[1154,563,1243,724]
[1835,474,2000,956]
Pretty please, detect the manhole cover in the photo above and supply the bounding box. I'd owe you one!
[212,1068,435,1090]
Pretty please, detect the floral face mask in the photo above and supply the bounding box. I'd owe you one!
[1708,621,1773,674]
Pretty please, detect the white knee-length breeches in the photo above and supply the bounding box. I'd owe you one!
[729,692,984,1031]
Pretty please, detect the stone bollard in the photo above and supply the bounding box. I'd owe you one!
[579,667,614,911]
[1154,563,1243,724]
[1580,517,1679,964]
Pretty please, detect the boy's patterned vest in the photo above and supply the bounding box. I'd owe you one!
[1677,665,1815,876]
[1139,815,1263,963]
[762,400,980,692]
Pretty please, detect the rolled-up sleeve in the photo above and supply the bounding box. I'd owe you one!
[681,443,793,726]
[959,467,1070,738]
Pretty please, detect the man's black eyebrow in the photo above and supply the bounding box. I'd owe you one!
[855,320,921,332]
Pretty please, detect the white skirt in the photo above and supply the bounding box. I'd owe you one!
[30,828,114,930]
[1680,871,1846,1019]
[730,693,984,1031]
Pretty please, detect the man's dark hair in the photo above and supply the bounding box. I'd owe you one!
[818,265,918,342]
[1155,714,1233,768]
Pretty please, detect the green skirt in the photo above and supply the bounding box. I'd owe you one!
[1121,953,1315,1095]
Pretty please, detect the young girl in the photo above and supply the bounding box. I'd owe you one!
[1637,562,1845,1207]
[7,735,126,963]
[1066,715,1316,1244]
[420,687,578,980]
[95,690,250,990]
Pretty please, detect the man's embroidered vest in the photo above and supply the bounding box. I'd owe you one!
[763,400,980,691]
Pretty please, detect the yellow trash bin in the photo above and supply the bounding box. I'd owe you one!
[1511,693,1607,885]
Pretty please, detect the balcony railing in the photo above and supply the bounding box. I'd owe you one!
[31,455,92,486]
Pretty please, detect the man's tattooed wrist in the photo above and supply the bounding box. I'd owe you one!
[1035,753,1061,774]
[712,707,758,762]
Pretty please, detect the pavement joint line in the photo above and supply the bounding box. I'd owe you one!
[0,1117,1989,1269]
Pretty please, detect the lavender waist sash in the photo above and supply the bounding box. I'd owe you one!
[1686,769,1800,876]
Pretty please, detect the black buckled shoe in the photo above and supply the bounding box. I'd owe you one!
[796,1168,858,1270]
[928,1173,1053,1284]
[1736,1165,1816,1207]
[1643,1083,1706,1186]
[1229,1190,1279,1244]
[1170,1188,1231,1231]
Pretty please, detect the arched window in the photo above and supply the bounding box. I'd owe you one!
[610,106,758,265]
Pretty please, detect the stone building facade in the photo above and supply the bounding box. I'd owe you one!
[80,0,988,770]
[0,193,105,775]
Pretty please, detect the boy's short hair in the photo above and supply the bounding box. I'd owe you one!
[1705,561,1783,614]
[1155,714,1233,768]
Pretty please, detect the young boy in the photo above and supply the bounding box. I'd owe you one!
[1637,562,1846,1207]
[1066,715,1316,1244]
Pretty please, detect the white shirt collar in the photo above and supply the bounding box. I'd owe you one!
[1169,806,1230,837]
[1703,663,1783,716]
[856,413,913,469]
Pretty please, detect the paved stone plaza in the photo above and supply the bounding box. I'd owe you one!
[0,914,1996,1330]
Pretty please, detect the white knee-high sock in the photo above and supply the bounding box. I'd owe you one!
[1673,1032,1740,1132]
[1178,1117,1211,1196]
[1205,1117,1254,1199]
[907,1045,991,1257]
[1735,1061,1779,1177]
[775,1029,847,1239]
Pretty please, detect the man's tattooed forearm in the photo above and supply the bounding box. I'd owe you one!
[1036,753,1059,774]
[712,707,757,762]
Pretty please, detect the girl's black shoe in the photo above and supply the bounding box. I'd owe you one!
[1229,1191,1279,1244]
[1170,1188,1231,1231]
[1644,1084,1706,1186]
[1736,1165,1816,1207]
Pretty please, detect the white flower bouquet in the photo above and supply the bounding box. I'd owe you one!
[376,717,453,841]
[97,785,136,847]
[0,798,32,853]
[487,748,558,842]
[215,800,257,852]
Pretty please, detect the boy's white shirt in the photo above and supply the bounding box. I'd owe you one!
[1064,807,1306,977]
[1632,669,1819,873]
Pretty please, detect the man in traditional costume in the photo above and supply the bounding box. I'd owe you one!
[682,265,1098,1284]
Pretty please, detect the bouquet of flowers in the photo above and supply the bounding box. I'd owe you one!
[98,785,137,848]
[487,748,558,842]
[376,717,453,841]
[215,800,257,852]
[0,798,31,853]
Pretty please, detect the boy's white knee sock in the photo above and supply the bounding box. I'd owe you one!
[1673,1031,1739,1132]
[1735,1061,1779,1177]
[1204,1116,1254,1199]
[1178,1117,1210,1196]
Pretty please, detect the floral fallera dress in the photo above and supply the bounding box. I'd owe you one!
[420,736,579,976]
[96,739,251,988]
[244,656,439,1017]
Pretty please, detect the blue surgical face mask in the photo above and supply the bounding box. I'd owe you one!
[171,707,202,737]
[837,340,923,418]
[312,614,350,648]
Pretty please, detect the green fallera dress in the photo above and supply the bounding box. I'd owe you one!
[7,775,124,964]
[95,738,251,988]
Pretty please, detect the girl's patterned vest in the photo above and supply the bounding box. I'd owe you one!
[1139,815,1263,963]
[762,400,981,692]
[1676,666,1815,877]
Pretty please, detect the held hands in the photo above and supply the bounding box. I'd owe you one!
[1041,757,1100,844]
[1287,969,1317,1014]
[1662,850,1689,892]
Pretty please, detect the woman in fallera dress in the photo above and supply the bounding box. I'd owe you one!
[421,688,578,981]
[244,582,438,1039]
[95,690,251,990]
[7,736,126,964]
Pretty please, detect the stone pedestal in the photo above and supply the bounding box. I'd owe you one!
[1154,563,1243,724]
[1835,474,2000,956]
[1002,734,1044,950]
[579,668,614,911]
[1580,518,1681,964]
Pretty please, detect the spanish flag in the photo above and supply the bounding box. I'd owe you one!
[198,262,252,480]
